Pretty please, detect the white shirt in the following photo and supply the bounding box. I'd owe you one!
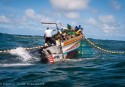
[44,29,53,37]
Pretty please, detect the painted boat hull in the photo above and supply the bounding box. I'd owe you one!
[40,35,83,64]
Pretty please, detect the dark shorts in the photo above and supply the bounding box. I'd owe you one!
[45,37,56,45]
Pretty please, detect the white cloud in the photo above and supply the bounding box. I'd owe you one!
[0,8,58,32]
[90,8,99,13]
[70,21,77,26]
[24,8,56,23]
[65,12,80,19]
[112,0,121,10]
[40,16,55,23]
[99,15,115,24]
[23,9,62,29]
[101,24,115,33]
[98,15,116,34]
[50,0,90,19]
[50,0,90,11]
[98,15,116,33]
[86,15,117,34]
[0,15,10,23]
[25,9,36,19]
[86,18,96,25]
[53,13,62,18]
[25,9,42,21]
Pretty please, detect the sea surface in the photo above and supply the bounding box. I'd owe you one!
[0,33,125,87]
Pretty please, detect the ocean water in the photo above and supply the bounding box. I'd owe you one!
[0,33,125,87]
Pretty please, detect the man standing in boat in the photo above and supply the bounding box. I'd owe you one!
[44,27,56,46]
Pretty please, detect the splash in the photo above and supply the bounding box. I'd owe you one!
[9,47,32,63]
[64,57,98,62]
[0,63,34,67]
[64,58,84,62]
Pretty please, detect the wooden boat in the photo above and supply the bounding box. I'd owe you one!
[40,22,83,64]
[40,35,83,64]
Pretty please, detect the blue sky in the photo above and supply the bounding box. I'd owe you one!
[0,0,125,40]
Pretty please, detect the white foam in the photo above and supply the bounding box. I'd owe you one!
[82,57,97,60]
[64,57,97,62]
[0,63,34,67]
[9,47,32,63]
[64,58,84,62]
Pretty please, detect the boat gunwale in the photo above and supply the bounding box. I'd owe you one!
[62,35,83,46]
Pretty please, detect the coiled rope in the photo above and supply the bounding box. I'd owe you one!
[83,35,125,54]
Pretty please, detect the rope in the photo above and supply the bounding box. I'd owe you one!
[1,35,125,55]
[0,46,44,54]
[83,35,125,54]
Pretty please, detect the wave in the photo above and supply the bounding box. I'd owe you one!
[0,32,125,64]
[9,47,40,64]
[63,57,97,62]
[9,47,32,62]
[0,63,34,67]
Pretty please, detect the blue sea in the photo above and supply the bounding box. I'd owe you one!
[0,32,125,87]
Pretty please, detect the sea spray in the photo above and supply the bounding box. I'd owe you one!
[64,58,96,62]
[0,63,33,67]
[9,47,32,63]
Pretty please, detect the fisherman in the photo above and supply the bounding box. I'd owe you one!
[76,28,83,36]
[44,27,56,46]
[67,24,72,30]
[62,32,67,41]
[78,25,81,29]
[75,26,78,31]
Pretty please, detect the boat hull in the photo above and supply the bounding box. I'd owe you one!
[40,35,83,64]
